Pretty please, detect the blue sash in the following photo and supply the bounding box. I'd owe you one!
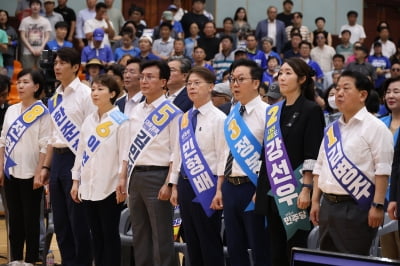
[127,100,182,178]
[224,103,262,211]
[324,121,374,210]
[81,109,128,168]
[179,110,217,217]
[264,101,310,240]
[48,93,80,154]
[4,101,49,178]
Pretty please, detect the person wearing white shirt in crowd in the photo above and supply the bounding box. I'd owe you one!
[370,27,396,59]
[115,57,143,116]
[43,0,63,41]
[311,70,393,256]
[339,10,366,44]
[71,74,129,266]
[120,60,179,266]
[84,2,115,47]
[0,69,50,266]
[76,0,96,50]
[169,66,226,266]
[311,31,336,73]
[41,47,95,265]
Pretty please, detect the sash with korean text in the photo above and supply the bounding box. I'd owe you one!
[81,109,128,169]
[324,121,374,210]
[4,101,49,178]
[224,103,262,211]
[48,93,80,154]
[179,110,217,217]
[127,100,182,178]
[264,101,310,240]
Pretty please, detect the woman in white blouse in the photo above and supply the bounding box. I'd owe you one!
[0,69,51,265]
[70,74,129,266]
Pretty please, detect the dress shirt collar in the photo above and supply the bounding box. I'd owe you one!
[56,77,81,95]
[128,91,143,103]
[339,106,367,125]
[144,94,167,109]
[94,106,119,123]
[195,100,213,116]
[241,96,262,116]
[161,37,174,44]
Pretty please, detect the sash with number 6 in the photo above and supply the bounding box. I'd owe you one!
[48,93,81,154]
[4,101,49,178]
[224,103,262,211]
[264,101,310,240]
[324,121,374,210]
[127,100,182,178]
[81,109,128,168]
[179,110,217,217]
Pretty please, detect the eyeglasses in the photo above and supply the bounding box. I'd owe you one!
[228,76,253,85]
[139,75,159,81]
[185,81,210,87]
[391,68,400,72]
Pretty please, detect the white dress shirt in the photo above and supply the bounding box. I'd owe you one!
[170,101,227,184]
[311,45,336,73]
[228,96,269,177]
[314,107,393,194]
[267,19,277,46]
[71,106,130,201]
[84,18,114,47]
[0,101,51,179]
[125,91,143,118]
[76,8,96,39]
[49,77,96,148]
[339,23,366,44]
[125,95,179,166]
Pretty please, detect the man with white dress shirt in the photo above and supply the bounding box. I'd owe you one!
[84,2,115,47]
[310,70,393,255]
[123,60,180,266]
[311,32,336,73]
[339,10,366,44]
[115,58,143,116]
[41,47,95,265]
[76,0,96,49]
[167,58,193,112]
[370,27,396,59]
[212,58,270,266]
[255,5,287,53]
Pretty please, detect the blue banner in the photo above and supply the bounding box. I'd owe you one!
[264,101,310,240]
[224,103,262,211]
[179,110,217,217]
[324,121,374,210]
[4,101,49,178]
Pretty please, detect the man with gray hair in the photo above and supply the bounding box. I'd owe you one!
[167,58,193,112]
[255,5,287,53]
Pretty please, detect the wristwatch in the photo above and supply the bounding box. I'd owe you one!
[371,202,384,210]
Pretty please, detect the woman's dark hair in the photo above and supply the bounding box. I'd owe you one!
[17,69,45,99]
[366,89,380,114]
[0,10,9,28]
[186,66,216,84]
[0,74,10,93]
[120,20,137,35]
[234,7,247,22]
[282,58,315,101]
[92,74,121,104]
[381,76,400,113]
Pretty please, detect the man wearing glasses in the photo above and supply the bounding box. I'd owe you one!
[119,60,181,266]
[285,12,311,43]
[213,58,270,266]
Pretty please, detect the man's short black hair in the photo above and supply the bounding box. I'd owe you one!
[96,2,107,11]
[55,21,69,30]
[347,10,358,17]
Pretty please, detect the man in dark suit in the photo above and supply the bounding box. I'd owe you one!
[167,58,193,112]
[255,5,287,53]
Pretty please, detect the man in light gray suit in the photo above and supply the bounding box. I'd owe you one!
[255,5,287,53]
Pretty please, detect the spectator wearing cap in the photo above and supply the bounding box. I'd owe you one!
[82,57,104,86]
[234,47,247,61]
[213,35,235,82]
[255,5,287,53]
[138,35,159,61]
[171,0,187,22]
[54,0,76,42]
[336,29,353,61]
[45,21,73,51]
[84,2,115,47]
[277,0,293,27]
[311,31,336,73]
[211,81,232,107]
[152,22,175,60]
[285,12,311,43]
[75,0,96,50]
[181,0,209,38]
[43,0,64,41]
[104,0,125,34]
[265,82,283,105]
[261,37,282,65]
[81,28,115,68]
[339,10,366,44]
[153,11,183,40]
[370,27,396,58]
[345,45,376,81]
[368,41,391,90]
[197,21,220,61]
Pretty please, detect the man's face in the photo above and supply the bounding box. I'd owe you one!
[203,23,216,37]
[316,34,326,47]
[291,36,302,49]
[192,1,204,13]
[173,41,184,54]
[221,38,233,51]
[267,7,277,21]
[292,13,302,26]
[262,41,272,53]
[123,62,140,90]
[347,14,357,25]
[283,3,293,12]
[167,60,186,88]
[160,26,171,39]
[30,2,41,14]
[380,28,389,41]
[53,56,79,83]
[230,66,259,105]
[335,76,367,115]
[130,11,142,23]
[58,0,67,6]
[333,57,344,70]
[55,27,68,40]
[246,36,257,50]
[140,66,166,99]
[93,39,102,48]
[341,32,350,43]
[44,2,55,13]
[299,44,310,58]
[139,39,151,53]
[87,0,96,9]
[96,7,107,20]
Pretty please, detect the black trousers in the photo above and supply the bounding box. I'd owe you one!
[83,192,123,266]
[4,176,43,263]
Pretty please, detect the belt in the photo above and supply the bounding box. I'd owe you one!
[134,165,169,172]
[226,176,251,185]
[53,147,72,154]
[323,193,353,203]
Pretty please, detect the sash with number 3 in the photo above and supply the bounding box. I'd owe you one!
[4,101,49,178]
